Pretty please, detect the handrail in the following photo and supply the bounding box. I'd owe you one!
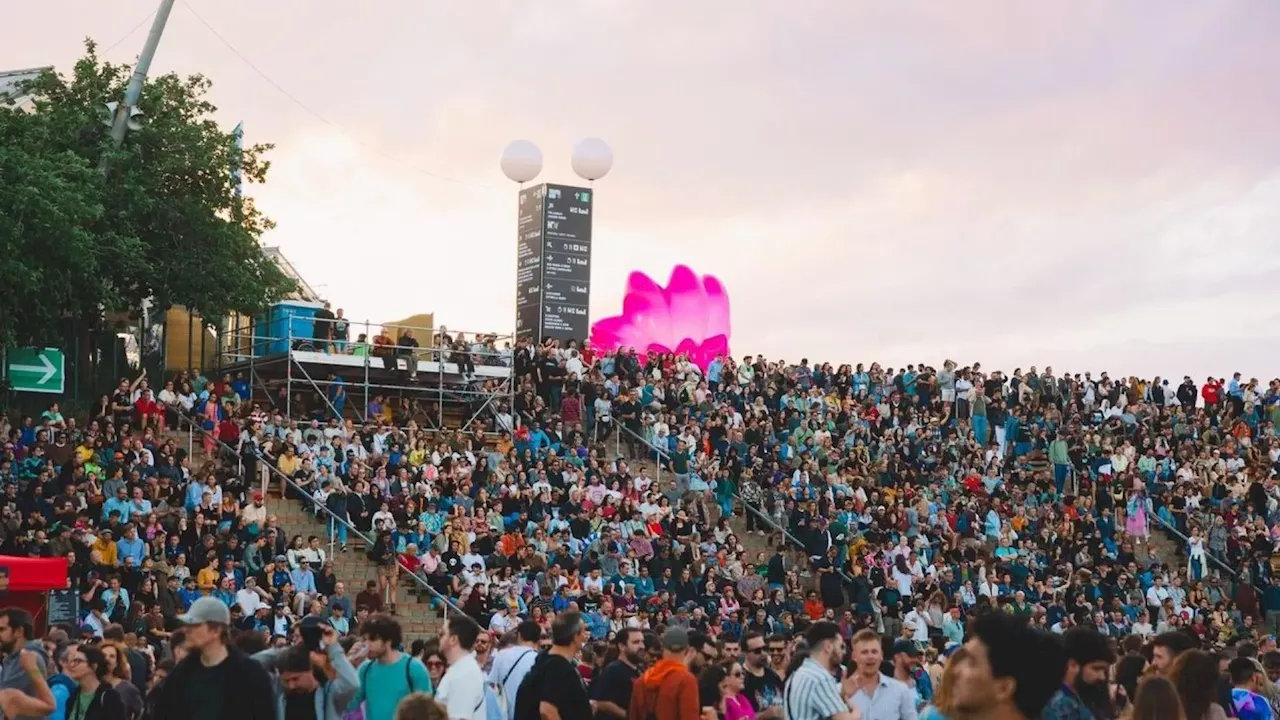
[1146,504,1239,580]
[611,422,854,582]
[171,411,468,619]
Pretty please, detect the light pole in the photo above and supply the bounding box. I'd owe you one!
[107,0,177,148]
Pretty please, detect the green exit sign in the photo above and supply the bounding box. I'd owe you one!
[575,191,591,203]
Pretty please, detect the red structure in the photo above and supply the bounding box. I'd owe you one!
[0,556,70,636]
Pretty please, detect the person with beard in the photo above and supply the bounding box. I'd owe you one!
[949,612,1065,720]
[1039,626,1116,720]
[781,622,860,720]
[591,627,645,719]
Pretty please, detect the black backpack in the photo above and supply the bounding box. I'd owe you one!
[513,652,567,720]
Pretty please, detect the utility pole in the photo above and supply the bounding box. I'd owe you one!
[107,0,178,148]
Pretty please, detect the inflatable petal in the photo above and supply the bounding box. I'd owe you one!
[665,265,711,342]
[589,264,732,368]
[701,276,731,340]
[621,289,676,349]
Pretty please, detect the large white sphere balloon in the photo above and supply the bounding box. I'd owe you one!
[571,138,613,181]
[500,140,543,183]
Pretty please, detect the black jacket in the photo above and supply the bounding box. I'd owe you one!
[146,646,274,720]
[66,683,128,720]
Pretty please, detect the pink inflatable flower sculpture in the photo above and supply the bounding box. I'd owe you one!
[590,265,731,371]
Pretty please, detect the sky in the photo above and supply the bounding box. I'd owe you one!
[6,1,1280,382]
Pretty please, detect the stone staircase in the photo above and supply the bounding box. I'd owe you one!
[266,498,447,640]
[169,419,448,640]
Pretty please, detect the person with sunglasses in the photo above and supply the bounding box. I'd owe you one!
[741,632,783,719]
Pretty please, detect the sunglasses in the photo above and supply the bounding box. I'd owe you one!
[425,660,444,668]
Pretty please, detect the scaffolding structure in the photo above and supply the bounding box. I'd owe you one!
[216,318,515,435]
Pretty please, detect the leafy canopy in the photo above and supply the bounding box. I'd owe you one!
[0,40,295,347]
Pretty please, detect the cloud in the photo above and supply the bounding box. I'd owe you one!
[4,0,1280,379]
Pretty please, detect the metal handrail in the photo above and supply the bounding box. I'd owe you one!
[611,422,850,580]
[1145,503,1239,579]
[171,411,467,618]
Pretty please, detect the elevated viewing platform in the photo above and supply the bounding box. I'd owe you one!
[214,303,514,432]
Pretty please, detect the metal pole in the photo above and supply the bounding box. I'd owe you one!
[362,320,370,424]
[286,325,293,418]
[108,0,178,149]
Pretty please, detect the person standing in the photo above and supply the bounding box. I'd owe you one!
[487,621,541,720]
[741,631,784,719]
[252,621,360,720]
[628,627,704,720]
[512,611,593,720]
[948,612,1066,720]
[62,644,128,720]
[437,615,487,720]
[148,596,276,720]
[783,622,861,720]
[350,614,433,720]
[0,608,52,720]
[591,628,646,719]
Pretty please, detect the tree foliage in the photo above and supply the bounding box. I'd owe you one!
[0,40,295,347]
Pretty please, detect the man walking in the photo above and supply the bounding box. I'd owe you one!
[437,615,487,720]
[149,596,276,720]
[628,627,703,720]
[488,620,541,720]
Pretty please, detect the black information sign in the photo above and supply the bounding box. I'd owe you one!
[515,185,545,342]
[47,588,80,629]
[513,183,594,343]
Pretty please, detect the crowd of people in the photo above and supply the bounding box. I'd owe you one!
[1,324,1279,719]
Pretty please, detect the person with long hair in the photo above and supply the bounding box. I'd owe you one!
[62,643,128,720]
[98,640,144,720]
[1128,676,1186,720]
[1168,649,1228,720]
[921,648,966,720]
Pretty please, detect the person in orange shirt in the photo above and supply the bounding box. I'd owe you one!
[804,591,826,620]
[628,627,706,720]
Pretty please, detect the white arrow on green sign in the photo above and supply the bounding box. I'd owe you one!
[6,347,65,394]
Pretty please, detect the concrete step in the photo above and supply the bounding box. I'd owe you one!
[266,496,446,640]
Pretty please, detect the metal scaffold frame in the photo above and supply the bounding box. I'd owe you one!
[216,317,516,436]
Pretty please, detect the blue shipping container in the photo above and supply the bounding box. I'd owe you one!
[255,301,325,356]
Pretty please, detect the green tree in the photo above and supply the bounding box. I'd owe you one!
[0,40,294,348]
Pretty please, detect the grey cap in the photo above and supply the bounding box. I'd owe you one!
[662,626,690,651]
[177,596,231,626]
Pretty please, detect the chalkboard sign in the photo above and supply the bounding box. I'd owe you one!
[46,589,80,629]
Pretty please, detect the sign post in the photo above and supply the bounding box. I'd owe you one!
[5,347,65,394]
[514,183,594,343]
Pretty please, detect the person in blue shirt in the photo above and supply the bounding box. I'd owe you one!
[116,526,146,567]
[101,576,130,621]
[177,577,201,610]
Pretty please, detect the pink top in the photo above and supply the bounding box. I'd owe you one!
[724,693,756,720]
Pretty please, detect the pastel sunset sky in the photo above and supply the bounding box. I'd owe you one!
[7,1,1279,381]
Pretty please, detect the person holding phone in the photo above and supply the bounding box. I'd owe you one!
[253,618,360,720]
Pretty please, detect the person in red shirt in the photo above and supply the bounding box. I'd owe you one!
[134,388,163,432]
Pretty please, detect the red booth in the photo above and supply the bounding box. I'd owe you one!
[0,556,70,636]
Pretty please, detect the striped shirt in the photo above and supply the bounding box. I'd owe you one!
[784,658,848,720]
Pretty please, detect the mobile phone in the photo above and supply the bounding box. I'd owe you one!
[300,624,323,651]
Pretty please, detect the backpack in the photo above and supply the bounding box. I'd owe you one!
[488,648,536,720]
[511,652,556,720]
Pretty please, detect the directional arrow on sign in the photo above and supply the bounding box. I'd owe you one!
[11,354,56,384]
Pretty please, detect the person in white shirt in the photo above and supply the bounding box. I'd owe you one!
[487,621,541,720]
[437,615,488,720]
[489,606,516,635]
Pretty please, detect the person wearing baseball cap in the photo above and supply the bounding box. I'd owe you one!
[148,596,275,720]
[628,626,701,720]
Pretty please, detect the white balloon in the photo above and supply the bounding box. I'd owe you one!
[571,137,613,181]
[500,140,543,183]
